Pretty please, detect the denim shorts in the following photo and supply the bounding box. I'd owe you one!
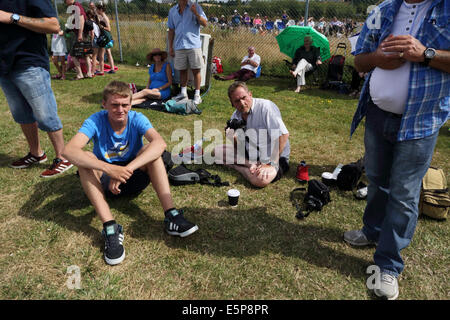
[0,66,63,132]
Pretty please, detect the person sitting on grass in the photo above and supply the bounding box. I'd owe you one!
[62,81,198,266]
[214,46,260,82]
[132,48,173,106]
[214,82,290,188]
[289,36,322,93]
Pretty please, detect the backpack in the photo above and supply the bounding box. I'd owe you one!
[164,99,202,115]
[291,179,331,219]
[168,165,229,187]
[96,28,113,48]
[419,167,450,220]
[336,158,364,191]
[211,56,223,74]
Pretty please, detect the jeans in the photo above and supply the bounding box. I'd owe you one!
[362,101,439,277]
[0,66,63,132]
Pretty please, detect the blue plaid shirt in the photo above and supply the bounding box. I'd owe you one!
[351,0,449,141]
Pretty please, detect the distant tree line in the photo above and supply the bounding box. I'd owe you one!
[56,0,379,20]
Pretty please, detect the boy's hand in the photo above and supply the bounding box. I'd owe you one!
[105,164,133,184]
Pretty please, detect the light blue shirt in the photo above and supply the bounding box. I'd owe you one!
[167,1,206,50]
[79,110,153,163]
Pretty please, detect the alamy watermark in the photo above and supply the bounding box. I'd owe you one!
[66,265,81,290]
[366,265,381,290]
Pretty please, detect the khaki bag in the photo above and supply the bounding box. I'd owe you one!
[419,167,450,220]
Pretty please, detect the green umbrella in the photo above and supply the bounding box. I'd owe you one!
[276,26,331,62]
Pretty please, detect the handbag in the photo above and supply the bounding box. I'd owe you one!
[96,28,113,48]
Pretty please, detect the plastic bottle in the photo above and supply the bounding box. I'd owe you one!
[179,138,205,159]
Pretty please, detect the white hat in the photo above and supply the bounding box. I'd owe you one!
[234,10,237,13]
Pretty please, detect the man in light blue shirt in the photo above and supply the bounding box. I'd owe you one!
[168,0,207,104]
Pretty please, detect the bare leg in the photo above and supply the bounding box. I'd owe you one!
[47,129,67,161]
[179,69,188,87]
[192,68,201,91]
[77,152,114,223]
[106,48,115,70]
[20,122,43,157]
[72,57,84,79]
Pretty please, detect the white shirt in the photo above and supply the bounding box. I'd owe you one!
[240,53,261,73]
[369,0,432,114]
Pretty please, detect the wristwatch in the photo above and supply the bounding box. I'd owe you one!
[422,48,436,66]
[10,13,20,25]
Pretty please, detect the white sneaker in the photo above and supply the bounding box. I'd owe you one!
[173,92,188,102]
[193,94,202,105]
[374,273,399,300]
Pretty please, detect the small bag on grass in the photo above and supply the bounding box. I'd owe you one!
[419,167,450,220]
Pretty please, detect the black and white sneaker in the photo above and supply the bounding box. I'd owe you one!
[164,209,198,237]
[101,223,125,265]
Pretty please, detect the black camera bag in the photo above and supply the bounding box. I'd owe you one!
[291,179,331,219]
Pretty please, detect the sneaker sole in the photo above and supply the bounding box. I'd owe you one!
[105,250,125,266]
[10,158,48,169]
[374,288,399,300]
[40,163,74,178]
[166,225,199,238]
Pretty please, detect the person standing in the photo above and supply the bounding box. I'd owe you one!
[344,0,449,300]
[168,0,207,105]
[95,2,116,75]
[0,0,73,178]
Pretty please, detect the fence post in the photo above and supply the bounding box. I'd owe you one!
[113,0,123,63]
[304,0,310,23]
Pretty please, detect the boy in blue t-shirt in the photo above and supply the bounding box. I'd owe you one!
[63,81,198,266]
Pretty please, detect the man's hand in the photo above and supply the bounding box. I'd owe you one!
[104,164,133,184]
[169,47,175,58]
[373,35,406,70]
[0,10,12,24]
[381,35,426,63]
[254,163,274,180]
[190,3,198,16]
[109,178,122,195]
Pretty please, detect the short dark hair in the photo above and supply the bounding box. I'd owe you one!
[103,81,132,103]
[228,81,249,99]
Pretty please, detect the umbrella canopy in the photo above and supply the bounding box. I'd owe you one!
[276,26,331,62]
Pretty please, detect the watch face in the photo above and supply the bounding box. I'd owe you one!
[12,14,20,22]
[425,48,436,59]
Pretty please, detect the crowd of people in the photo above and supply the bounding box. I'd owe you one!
[0,0,448,302]
[208,10,359,37]
[50,1,117,81]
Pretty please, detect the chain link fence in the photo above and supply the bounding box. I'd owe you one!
[53,0,379,83]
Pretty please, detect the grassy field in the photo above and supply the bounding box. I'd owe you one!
[0,64,448,300]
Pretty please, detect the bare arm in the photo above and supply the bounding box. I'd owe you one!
[190,4,207,27]
[381,35,450,74]
[62,132,133,183]
[0,9,59,34]
[159,64,173,91]
[77,14,84,41]
[168,28,175,57]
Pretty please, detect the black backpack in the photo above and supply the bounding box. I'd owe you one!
[336,158,364,191]
[168,165,229,187]
[291,179,331,219]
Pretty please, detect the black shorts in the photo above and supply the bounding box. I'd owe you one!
[100,161,150,198]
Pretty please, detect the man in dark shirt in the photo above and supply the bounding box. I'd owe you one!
[0,0,73,178]
[289,36,322,92]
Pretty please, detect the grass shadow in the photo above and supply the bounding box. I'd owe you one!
[158,206,370,280]
[17,174,159,248]
[0,153,18,168]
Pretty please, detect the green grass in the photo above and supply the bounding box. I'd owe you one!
[0,64,449,300]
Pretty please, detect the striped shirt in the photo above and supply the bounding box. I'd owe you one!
[350,0,449,141]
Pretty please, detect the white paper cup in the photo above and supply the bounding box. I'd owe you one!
[227,189,240,207]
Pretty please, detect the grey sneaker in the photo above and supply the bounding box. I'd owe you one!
[343,229,376,246]
[374,273,399,300]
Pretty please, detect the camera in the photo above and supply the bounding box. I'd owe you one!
[305,195,324,212]
[226,119,246,130]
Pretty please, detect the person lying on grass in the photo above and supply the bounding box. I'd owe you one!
[214,81,290,188]
[62,80,198,266]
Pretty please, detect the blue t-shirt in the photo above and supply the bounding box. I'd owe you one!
[0,0,57,75]
[167,1,207,50]
[79,110,153,163]
[149,62,171,100]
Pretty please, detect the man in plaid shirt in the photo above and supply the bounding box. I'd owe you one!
[344,0,449,299]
